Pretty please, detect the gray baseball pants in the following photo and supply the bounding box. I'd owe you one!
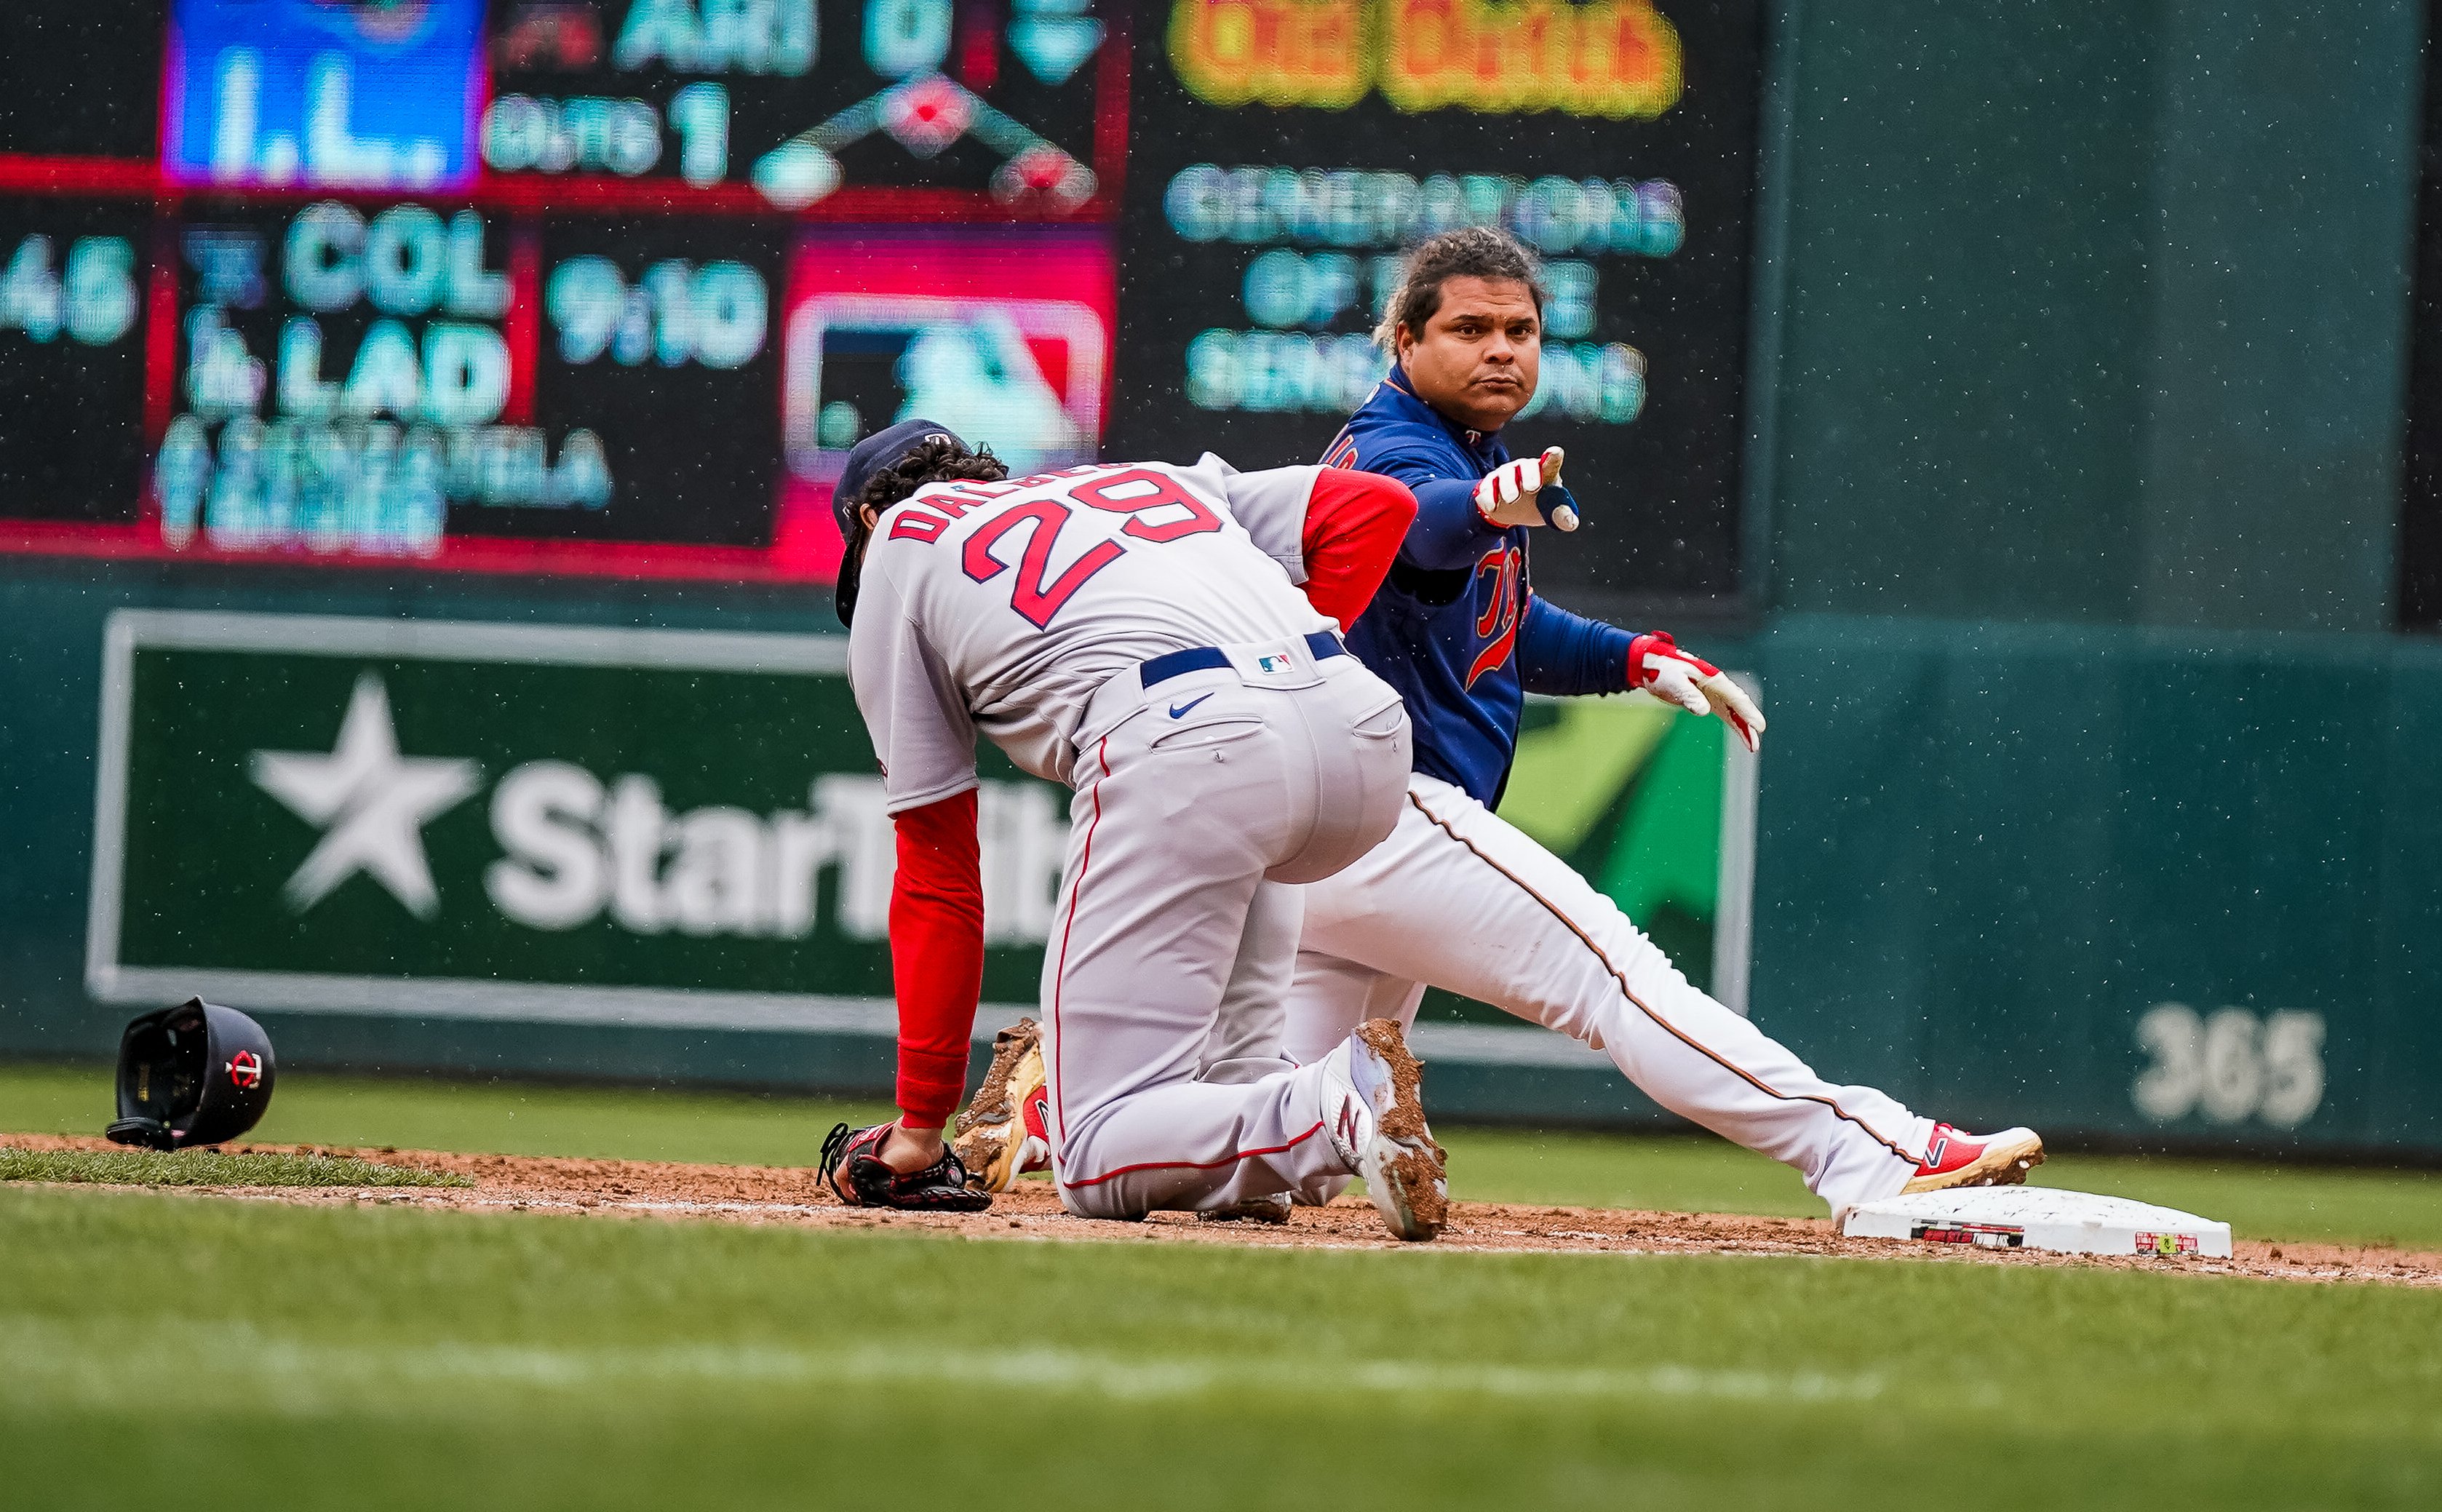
[1045,638,1409,1219]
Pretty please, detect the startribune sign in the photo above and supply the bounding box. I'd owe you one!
[86,611,1063,1030]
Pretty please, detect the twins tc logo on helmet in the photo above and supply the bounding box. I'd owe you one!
[226,1050,265,1089]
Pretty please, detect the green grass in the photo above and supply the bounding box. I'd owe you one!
[11,1059,2442,1246]
[0,1059,893,1167]
[0,1147,466,1188]
[3,1185,2438,1511]
[9,1061,2442,1506]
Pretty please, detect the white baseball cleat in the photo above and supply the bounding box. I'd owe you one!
[952,1018,1051,1193]
[1321,1017,1448,1241]
[1901,1123,2045,1195]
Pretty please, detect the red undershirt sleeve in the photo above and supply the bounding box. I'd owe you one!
[1300,469,1420,629]
[888,787,984,1129]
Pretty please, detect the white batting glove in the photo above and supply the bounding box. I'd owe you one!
[1628,632,1764,753]
[1473,446,1578,530]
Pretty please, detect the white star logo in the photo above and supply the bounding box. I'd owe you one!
[250,674,482,919]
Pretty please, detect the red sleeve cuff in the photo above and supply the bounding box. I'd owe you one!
[896,1046,972,1131]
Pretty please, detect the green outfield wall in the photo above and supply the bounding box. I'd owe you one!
[6,565,2438,1155]
[1727,0,2438,1154]
[1763,0,2422,631]
[5,1,2439,1155]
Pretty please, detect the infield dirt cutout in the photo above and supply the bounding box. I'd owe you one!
[9,1134,2438,1286]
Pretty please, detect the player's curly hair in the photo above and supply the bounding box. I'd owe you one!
[848,434,1011,518]
[1375,226,1548,350]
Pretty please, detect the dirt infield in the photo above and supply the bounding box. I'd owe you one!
[9,1134,2439,1286]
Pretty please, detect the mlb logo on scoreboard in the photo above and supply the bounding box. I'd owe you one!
[787,290,1104,480]
[771,228,1118,578]
[781,230,1114,485]
[162,0,485,191]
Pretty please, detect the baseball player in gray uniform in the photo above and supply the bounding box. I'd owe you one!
[818,419,1450,1239]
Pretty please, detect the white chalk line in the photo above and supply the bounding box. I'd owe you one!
[0,1318,1884,1411]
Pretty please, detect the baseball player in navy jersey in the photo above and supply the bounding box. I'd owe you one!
[958,228,2043,1221]
[817,420,1452,1239]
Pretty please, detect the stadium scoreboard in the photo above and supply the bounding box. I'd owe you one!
[0,1,1765,609]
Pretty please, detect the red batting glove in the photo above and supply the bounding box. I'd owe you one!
[1628,632,1765,753]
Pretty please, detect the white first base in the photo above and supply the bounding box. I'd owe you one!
[1840,1187,2232,1259]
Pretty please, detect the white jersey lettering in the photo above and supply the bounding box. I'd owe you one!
[848,457,1334,811]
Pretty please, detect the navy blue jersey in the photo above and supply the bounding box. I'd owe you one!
[1321,371,1637,805]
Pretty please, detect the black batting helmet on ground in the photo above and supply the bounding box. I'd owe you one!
[105,998,276,1150]
[832,417,964,626]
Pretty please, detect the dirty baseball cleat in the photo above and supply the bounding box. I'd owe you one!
[1321,1017,1448,1241]
[1901,1123,2045,1194]
[1196,1194,1292,1224]
[954,1017,1051,1192]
